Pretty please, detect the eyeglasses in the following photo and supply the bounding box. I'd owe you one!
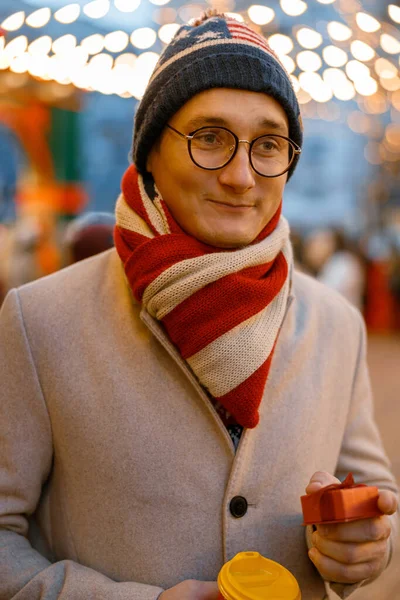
[166,124,301,178]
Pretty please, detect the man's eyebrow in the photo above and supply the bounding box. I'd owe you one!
[185,116,288,133]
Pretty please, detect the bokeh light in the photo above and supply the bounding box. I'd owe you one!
[1,11,25,32]
[29,36,52,56]
[247,6,275,26]
[323,46,348,68]
[52,35,77,55]
[83,0,110,19]
[351,40,375,62]
[130,28,157,49]
[104,31,129,53]
[388,5,400,24]
[268,34,294,55]
[4,36,28,58]
[280,0,307,17]
[354,77,378,97]
[356,12,381,33]
[158,23,180,44]
[114,0,141,11]
[54,4,81,24]
[380,34,400,55]
[81,34,105,55]
[297,50,322,72]
[26,8,52,28]
[327,21,352,42]
[296,27,322,50]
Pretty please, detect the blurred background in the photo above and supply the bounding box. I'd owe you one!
[0,0,399,597]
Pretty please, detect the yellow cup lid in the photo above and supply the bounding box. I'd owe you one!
[218,552,301,600]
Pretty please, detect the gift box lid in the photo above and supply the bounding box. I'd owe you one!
[301,473,382,525]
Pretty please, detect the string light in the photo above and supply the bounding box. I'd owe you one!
[323,46,348,68]
[158,23,180,44]
[4,36,28,58]
[129,51,159,98]
[280,55,296,74]
[247,6,275,26]
[346,60,370,81]
[53,35,77,55]
[354,77,378,96]
[115,53,137,68]
[297,50,322,72]
[375,58,398,80]
[351,40,375,62]
[280,0,307,17]
[26,7,52,28]
[327,21,352,42]
[130,28,157,49]
[380,34,400,55]
[114,0,141,11]
[81,34,105,55]
[54,4,81,24]
[28,36,53,56]
[0,53,10,70]
[1,12,25,32]
[296,28,322,50]
[104,31,129,53]
[380,77,400,92]
[356,13,381,33]
[388,5,400,24]
[83,0,110,19]
[299,71,322,93]
[149,0,171,6]
[9,53,31,74]
[268,34,293,55]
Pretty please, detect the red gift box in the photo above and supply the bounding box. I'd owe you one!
[301,473,383,525]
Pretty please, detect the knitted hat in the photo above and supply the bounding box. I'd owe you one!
[132,12,303,180]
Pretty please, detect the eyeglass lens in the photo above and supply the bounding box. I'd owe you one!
[189,128,293,176]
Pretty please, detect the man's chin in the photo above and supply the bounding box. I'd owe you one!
[199,229,258,249]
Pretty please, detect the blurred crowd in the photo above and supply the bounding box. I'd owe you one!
[0,211,399,333]
[0,210,115,305]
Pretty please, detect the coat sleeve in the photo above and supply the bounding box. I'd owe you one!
[307,311,399,600]
[0,290,164,600]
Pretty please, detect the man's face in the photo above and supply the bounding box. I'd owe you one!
[146,88,290,248]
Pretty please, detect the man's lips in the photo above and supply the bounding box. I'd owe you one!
[207,199,254,209]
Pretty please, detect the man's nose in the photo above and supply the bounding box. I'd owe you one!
[218,143,256,192]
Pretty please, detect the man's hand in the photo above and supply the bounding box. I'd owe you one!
[306,471,397,584]
[159,580,220,600]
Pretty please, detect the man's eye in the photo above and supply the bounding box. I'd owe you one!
[197,133,220,144]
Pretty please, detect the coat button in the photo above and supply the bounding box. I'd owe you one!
[229,496,248,518]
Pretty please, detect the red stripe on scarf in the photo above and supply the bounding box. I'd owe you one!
[122,234,211,302]
[218,350,275,428]
[163,253,288,358]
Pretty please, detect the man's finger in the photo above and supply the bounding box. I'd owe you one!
[316,515,391,543]
[312,531,388,565]
[306,471,341,494]
[377,490,398,515]
[308,547,380,584]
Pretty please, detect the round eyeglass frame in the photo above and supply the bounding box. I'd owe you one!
[166,124,302,178]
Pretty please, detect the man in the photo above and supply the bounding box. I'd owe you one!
[0,12,398,600]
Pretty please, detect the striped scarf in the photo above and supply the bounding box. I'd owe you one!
[114,165,292,429]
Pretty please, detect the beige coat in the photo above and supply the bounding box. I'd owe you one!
[0,249,398,600]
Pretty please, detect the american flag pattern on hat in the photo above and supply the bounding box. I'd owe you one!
[149,15,288,86]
